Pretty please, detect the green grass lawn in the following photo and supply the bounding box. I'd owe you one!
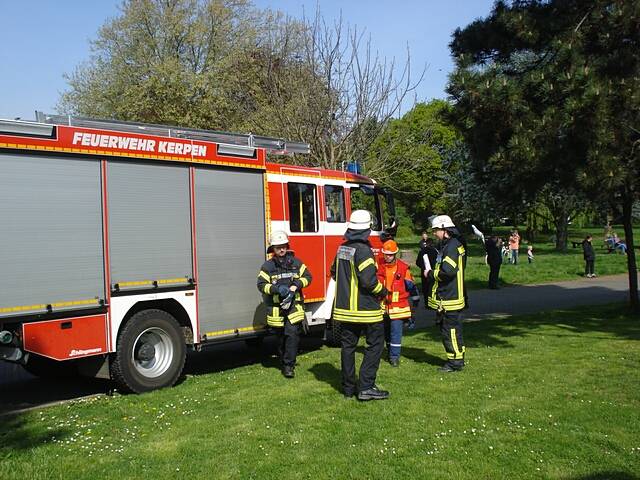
[397,225,637,290]
[2,304,639,479]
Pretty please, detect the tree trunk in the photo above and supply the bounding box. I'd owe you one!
[622,194,639,313]
[554,215,569,252]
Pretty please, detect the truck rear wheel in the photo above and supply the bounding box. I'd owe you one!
[325,319,343,347]
[110,309,186,393]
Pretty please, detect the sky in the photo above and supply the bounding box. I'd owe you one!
[0,0,495,121]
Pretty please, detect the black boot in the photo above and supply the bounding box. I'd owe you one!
[438,361,464,373]
[357,386,390,401]
[282,365,295,378]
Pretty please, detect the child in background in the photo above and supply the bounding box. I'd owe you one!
[501,240,510,260]
[527,245,534,263]
[377,240,420,367]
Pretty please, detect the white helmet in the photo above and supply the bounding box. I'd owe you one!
[348,210,373,230]
[269,230,289,247]
[430,214,455,229]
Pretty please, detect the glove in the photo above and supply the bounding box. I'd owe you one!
[378,286,389,300]
[280,291,295,311]
[407,318,416,330]
[277,285,290,297]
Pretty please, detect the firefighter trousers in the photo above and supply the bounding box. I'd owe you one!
[340,321,384,394]
[437,310,465,367]
[277,318,301,367]
[384,315,405,361]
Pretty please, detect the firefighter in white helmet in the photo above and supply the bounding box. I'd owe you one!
[424,214,467,372]
[330,210,390,400]
[257,231,312,378]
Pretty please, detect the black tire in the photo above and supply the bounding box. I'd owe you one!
[325,319,343,347]
[110,309,186,393]
[23,353,79,378]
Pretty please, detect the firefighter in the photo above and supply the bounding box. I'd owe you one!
[330,210,390,400]
[377,240,420,367]
[424,215,467,372]
[257,231,312,378]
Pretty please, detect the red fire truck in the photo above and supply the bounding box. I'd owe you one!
[0,113,396,392]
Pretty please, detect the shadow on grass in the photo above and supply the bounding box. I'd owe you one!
[566,473,638,480]
[464,303,639,350]
[0,412,71,452]
[0,372,111,416]
[400,345,445,367]
[308,362,342,393]
[185,335,325,377]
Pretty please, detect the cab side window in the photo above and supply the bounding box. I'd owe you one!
[350,186,381,231]
[288,182,318,232]
[324,185,345,223]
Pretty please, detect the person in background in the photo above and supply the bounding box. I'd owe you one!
[509,229,521,264]
[377,240,420,367]
[257,231,312,378]
[527,245,534,264]
[582,234,596,278]
[418,231,429,250]
[485,235,502,289]
[416,235,439,306]
[330,210,390,401]
[613,233,627,254]
[424,215,467,372]
[501,238,510,261]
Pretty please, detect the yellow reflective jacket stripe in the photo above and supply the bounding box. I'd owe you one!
[443,256,457,268]
[258,270,271,282]
[388,305,412,319]
[350,262,358,311]
[357,257,375,272]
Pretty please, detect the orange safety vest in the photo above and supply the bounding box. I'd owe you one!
[376,259,413,320]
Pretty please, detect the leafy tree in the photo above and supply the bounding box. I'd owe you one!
[60,0,264,129]
[447,0,639,309]
[442,141,509,231]
[367,100,459,230]
[59,0,422,170]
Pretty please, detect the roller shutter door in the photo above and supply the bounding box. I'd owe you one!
[195,168,266,334]
[0,153,104,316]
[107,160,192,291]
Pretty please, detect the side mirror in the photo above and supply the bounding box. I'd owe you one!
[382,216,398,240]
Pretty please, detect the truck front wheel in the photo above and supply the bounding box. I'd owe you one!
[325,319,343,347]
[110,309,186,393]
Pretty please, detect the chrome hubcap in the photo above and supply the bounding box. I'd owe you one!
[132,327,173,378]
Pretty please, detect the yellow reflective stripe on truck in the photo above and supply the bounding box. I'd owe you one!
[115,277,190,288]
[0,298,100,314]
[203,325,267,338]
